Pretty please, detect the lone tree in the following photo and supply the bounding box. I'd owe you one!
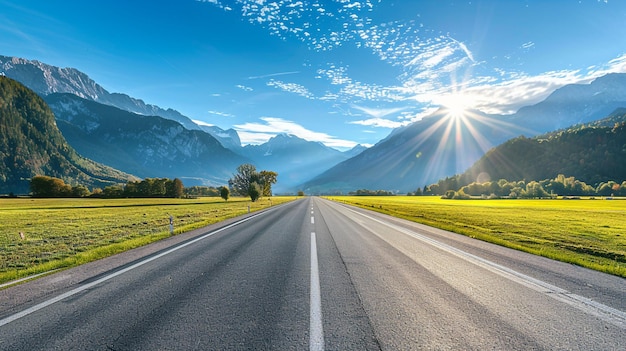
[220,186,230,201]
[228,164,278,202]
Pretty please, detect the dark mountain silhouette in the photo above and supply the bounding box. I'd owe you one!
[0,77,136,194]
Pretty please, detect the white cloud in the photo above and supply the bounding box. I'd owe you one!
[267,79,314,99]
[234,116,358,148]
[236,84,253,91]
[200,0,379,51]
[247,71,300,79]
[207,110,235,118]
[350,105,406,119]
[193,119,214,127]
[348,105,437,128]
[349,118,407,129]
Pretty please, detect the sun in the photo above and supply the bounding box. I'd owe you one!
[441,93,473,121]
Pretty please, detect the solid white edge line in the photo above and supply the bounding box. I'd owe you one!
[0,269,61,289]
[339,203,626,329]
[0,210,269,327]
[310,232,324,351]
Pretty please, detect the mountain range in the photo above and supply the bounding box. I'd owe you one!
[2,54,626,194]
[44,93,248,186]
[0,76,136,194]
[238,134,364,192]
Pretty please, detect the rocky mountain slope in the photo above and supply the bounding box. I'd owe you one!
[0,77,136,194]
[45,93,249,186]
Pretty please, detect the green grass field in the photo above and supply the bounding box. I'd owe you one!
[0,196,295,284]
[326,196,626,277]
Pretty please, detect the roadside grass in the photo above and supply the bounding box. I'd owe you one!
[0,196,296,285]
[326,196,626,278]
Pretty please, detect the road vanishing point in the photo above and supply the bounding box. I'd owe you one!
[0,197,624,350]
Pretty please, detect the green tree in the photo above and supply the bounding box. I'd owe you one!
[71,184,91,197]
[220,186,230,201]
[258,170,278,197]
[229,164,257,197]
[248,182,261,202]
[229,164,278,201]
[166,178,184,198]
[30,175,71,197]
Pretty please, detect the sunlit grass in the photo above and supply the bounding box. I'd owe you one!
[326,196,626,277]
[0,196,296,285]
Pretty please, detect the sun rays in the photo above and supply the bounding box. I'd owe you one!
[390,86,529,187]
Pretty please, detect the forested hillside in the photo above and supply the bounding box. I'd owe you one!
[433,111,626,194]
[0,76,136,194]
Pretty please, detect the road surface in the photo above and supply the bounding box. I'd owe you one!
[0,197,624,350]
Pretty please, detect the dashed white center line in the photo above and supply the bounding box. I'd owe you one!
[311,216,315,224]
[310,232,324,351]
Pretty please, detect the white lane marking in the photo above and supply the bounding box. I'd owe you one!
[310,232,324,351]
[0,211,269,327]
[0,269,61,289]
[341,204,626,329]
[311,216,315,224]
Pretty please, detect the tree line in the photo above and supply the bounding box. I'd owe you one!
[410,174,626,199]
[348,189,395,196]
[30,175,185,198]
[28,164,278,201]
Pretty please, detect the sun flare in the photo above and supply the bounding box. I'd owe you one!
[441,93,473,120]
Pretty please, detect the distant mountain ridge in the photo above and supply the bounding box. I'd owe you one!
[509,73,626,134]
[238,133,359,192]
[0,76,136,194]
[45,93,249,186]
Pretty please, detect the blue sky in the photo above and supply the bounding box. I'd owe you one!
[1,0,625,150]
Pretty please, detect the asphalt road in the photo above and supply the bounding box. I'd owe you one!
[0,197,624,350]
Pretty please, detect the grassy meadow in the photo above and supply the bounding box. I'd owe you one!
[0,196,295,285]
[326,196,626,277]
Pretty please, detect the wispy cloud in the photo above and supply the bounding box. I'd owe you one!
[207,110,235,118]
[349,118,406,129]
[199,0,379,51]
[348,105,438,128]
[266,79,314,99]
[236,84,253,92]
[193,119,214,127]
[348,105,408,128]
[248,71,300,80]
[234,117,357,148]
